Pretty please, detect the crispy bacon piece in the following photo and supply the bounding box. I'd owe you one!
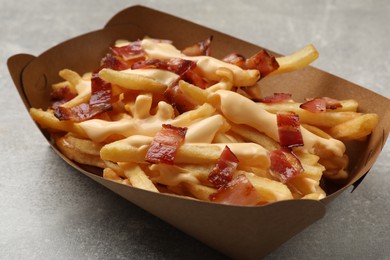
[209,175,260,206]
[208,146,239,188]
[145,124,187,165]
[164,80,197,113]
[222,53,246,68]
[89,70,112,111]
[54,103,90,122]
[54,70,112,122]
[50,86,77,109]
[300,97,343,112]
[223,49,279,78]
[277,112,304,148]
[131,57,207,111]
[183,70,209,89]
[110,40,145,61]
[168,58,208,89]
[182,36,213,56]
[163,58,208,112]
[131,59,169,70]
[166,58,196,75]
[100,53,130,71]
[259,93,292,103]
[270,148,303,183]
[245,50,279,77]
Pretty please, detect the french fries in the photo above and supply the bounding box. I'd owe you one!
[270,44,319,76]
[29,36,379,206]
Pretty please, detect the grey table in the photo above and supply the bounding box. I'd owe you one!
[1,0,389,259]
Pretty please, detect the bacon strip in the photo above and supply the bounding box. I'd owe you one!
[100,53,130,71]
[164,79,197,113]
[245,50,279,77]
[277,112,304,148]
[209,174,260,206]
[208,146,239,188]
[270,148,303,183]
[222,53,246,68]
[110,40,145,61]
[223,49,279,78]
[89,70,112,112]
[54,70,112,122]
[168,58,208,89]
[182,36,213,56]
[300,97,343,112]
[163,58,208,112]
[145,124,187,165]
[131,59,169,70]
[259,93,292,103]
[50,86,77,109]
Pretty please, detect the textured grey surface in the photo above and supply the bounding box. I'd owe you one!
[1,0,390,259]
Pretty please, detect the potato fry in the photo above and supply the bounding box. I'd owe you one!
[182,182,216,201]
[62,134,102,156]
[212,132,237,143]
[257,102,361,127]
[55,135,105,168]
[270,44,319,76]
[100,135,270,168]
[301,124,332,139]
[242,172,293,203]
[119,162,159,192]
[229,123,280,151]
[301,191,326,200]
[178,80,208,105]
[30,108,86,136]
[103,160,126,178]
[320,155,349,180]
[103,168,123,183]
[327,113,379,141]
[148,164,201,186]
[99,68,167,93]
[59,69,81,91]
[205,68,234,92]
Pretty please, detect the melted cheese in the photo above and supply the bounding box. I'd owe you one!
[209,90,346,157]
[79,39,344,163]
[140,38,260,86]
[78,108,223,143]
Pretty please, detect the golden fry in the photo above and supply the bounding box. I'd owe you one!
[120,162,159,192]
[327,113,379,141]
[59,69,81,91]
[257,102,361,127]
[99,68,167,93]
[100,135,270,168]
[29,108,86,136]
[270,44,319,76]
[55,135,105,168]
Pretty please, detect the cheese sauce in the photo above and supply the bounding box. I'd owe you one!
[80,39,344,159]
[79,108,223,143]
[209,90,346,157]
[140,38,260,86]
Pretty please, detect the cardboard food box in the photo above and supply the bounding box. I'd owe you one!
[7,5,390,259]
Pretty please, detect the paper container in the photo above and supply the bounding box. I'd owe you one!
[7,5,390,259]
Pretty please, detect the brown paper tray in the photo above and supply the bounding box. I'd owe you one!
[7,5,390,259]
